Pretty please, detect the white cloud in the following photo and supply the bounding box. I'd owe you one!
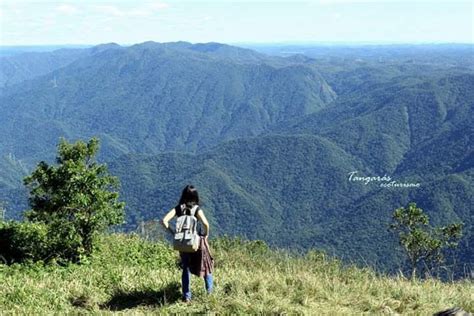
[56,4,79,15]
[92,2,169,18]
[147,2,170,10]
[39,16,56,27]
[93,5,125,17]
[128,8,155,17]
[311,0,389,4]
[310,0,449,4]
[0,1,21,18]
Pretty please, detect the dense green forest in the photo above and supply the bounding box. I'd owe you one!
[0,42,472,276]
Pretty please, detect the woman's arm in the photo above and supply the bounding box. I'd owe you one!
[160,208,176,230]
[196,209,210,236]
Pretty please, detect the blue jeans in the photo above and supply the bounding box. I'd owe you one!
[180,252,213,300]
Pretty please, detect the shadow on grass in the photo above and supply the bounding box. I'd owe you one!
[100,282,181,311]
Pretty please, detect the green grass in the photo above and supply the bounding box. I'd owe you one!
[0,234,472,314]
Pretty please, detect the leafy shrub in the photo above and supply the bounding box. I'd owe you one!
[0,221,85,264]
[0,138,127,265]
[0,137,126,265]
[0,221,49,264]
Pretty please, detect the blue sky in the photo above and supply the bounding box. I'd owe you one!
[0,0,472,45]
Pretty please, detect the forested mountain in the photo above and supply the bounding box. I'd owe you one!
[0,41,335,164]
[0,155,28,220]
[110,134,370,236]
[273,73,474,174]
[0,42,472,275]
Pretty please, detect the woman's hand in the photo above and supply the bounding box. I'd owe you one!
[161,208,176,231]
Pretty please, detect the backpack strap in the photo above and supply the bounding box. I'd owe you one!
[190,205,200,217]
[176,204,183,217]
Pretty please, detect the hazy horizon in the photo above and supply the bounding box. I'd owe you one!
[1,41,473,48]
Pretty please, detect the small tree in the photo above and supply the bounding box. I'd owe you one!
[24,138,125,260]
[389,202,463,279]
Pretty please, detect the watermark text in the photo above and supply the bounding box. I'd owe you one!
[348,171,421,188]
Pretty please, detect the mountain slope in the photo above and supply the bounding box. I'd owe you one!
[105,70,473,273]
[108,128,472,273]
[109,134,369,239]
[0,43,472,276]
[273,73,474,175]
[0,42,336,164]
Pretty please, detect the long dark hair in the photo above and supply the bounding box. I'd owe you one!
[178,185,199,207]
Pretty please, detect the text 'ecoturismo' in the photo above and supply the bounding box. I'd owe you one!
[348,171,421,188]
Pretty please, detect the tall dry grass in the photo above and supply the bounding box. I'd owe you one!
[0,234,472,314]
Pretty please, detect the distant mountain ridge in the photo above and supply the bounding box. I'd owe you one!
[0,41,336,163]
[0,43,123,89]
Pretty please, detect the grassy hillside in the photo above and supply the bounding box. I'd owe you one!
[0,234,471,314]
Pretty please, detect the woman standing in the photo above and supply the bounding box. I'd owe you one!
[161,185,213,302]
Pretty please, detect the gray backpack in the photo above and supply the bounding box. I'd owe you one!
[173,204,200,252]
